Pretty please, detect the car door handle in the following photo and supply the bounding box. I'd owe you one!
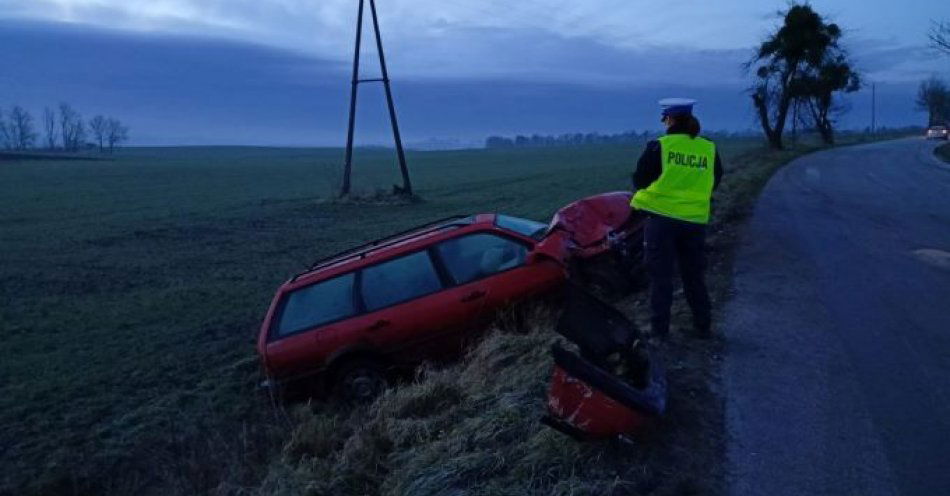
[367,319,390,331]
[460,290,486,303]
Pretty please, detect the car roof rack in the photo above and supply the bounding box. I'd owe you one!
[293,214,476,281]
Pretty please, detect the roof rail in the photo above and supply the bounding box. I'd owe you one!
[293,215,474,280]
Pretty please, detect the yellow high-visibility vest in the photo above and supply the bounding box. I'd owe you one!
[631,134,715,224]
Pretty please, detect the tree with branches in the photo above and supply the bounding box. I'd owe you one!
[916,76,950,126]
[747,4,859,148]
[58,103,86,152]
[106,117,129,153]
[89,115,108,152]
[793,53,861,144]
[43,107,56,150]
[0,109,10,150]
[6,106,38,150]
[931,20,950,55]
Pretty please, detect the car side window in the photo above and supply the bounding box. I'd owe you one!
[435,233,528,285]
[273,273,356,338]
[361,251,443,312]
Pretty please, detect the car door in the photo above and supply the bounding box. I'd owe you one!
[264,272,359,379]
[433,231,562,329]
[350,249,463,365]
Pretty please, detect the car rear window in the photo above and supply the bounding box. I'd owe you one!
[273,273,356,338]
[435,233,528,285]
[495,214,547,240]
[361,251,443,311]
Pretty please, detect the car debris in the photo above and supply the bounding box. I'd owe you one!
[541,283,667,441]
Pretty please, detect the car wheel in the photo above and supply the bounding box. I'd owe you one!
[334,359,387,403]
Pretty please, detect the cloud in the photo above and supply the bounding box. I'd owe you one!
[1,0,940,146]
[850,38,947,83]
[0,0,775,54]
[1,20,926,147]
[388,26,752,87]
[0,21,348,144]
[0,20,759,145]
[1,0,945,86]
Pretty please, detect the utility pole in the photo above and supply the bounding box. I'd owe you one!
[340,0,413,198]
[871,82,877,134]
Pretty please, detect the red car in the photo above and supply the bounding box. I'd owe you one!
[257,192,643,401]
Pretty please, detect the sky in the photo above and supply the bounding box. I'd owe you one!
[1,0,947,146]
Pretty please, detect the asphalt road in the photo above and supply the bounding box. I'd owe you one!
[724,139,950,496]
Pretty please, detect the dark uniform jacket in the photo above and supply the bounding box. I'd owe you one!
[632,124,724,191]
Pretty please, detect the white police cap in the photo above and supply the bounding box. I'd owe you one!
[659,97,697,117]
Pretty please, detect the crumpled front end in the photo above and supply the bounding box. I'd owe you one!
[545,191,646,296]
[548,191,645,259]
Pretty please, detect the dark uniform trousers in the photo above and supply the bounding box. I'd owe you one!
[643,213,711,335]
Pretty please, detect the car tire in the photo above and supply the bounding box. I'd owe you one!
[334,359,387,403]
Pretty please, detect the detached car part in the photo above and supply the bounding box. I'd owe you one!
[542,283,667,441]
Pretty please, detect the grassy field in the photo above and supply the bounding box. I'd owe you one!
[0,135,899,495]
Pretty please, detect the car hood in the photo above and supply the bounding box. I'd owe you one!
[548,191,639,248]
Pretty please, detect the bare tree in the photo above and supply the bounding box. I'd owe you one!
[0,108,11,150]
[89,115,107,152]
[931,20,950,55]
[8,106,37,150]
[43,107,56,150]
[916,76,950,126]
[58,103,75,150]
[75,119,87,150]
[106,118,129,153]
[58,103,85,152]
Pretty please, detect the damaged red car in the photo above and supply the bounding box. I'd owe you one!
[257,192,645,401]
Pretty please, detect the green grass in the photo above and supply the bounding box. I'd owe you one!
[0,135,904,495]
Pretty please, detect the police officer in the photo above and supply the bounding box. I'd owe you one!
[631,98,723,339]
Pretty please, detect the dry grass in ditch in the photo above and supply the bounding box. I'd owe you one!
[240,296,724,496]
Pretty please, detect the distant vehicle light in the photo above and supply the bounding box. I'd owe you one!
[926,126,949,140]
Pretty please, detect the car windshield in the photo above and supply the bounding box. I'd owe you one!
[495,214,547,240]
